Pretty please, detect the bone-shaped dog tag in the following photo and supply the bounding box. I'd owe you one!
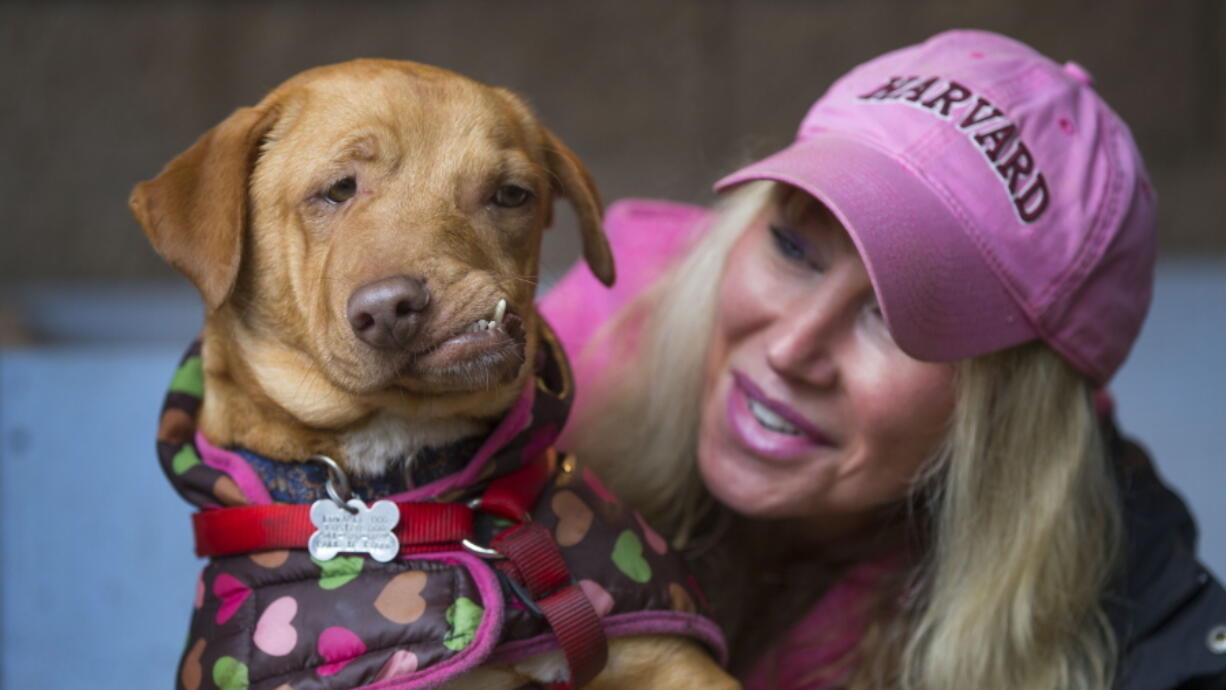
[308,499,400,563]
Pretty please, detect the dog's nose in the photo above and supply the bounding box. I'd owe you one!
[347,275,431,349]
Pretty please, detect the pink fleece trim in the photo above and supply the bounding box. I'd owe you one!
[485,610,729,669]
[192,376,535,508]
[383,378,537,503]
[358,551,506,689]
[194,430,273,505]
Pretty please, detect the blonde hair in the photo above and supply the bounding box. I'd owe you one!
[569,182,774,541]
[569,182,1122,689]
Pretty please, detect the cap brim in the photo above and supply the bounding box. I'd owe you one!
[715,134,1037,363]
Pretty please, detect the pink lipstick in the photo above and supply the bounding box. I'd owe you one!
[725,371,834,460]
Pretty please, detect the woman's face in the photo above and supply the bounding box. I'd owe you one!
[698,189,955,535]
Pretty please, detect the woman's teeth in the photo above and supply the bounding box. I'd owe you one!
[748,398,801,435]
[463,299,508,334]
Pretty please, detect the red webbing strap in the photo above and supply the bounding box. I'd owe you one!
[537,585,609,689]
[491,523,570,597]
[479,448,558,523]
[492,522,608,688]
[193,502,473,557]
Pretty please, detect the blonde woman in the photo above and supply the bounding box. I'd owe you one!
[541,30,1226,689]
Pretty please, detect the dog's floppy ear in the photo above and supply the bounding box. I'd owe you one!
[129,106,278,311]
[541,128,615,287]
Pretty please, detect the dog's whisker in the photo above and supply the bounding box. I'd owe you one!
[290,351,332,401]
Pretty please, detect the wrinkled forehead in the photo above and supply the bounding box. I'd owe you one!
[263,66,540,164]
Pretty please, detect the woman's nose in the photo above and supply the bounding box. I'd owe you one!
[765,301,842,387]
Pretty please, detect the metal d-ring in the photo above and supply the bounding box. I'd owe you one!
[460,498,506,559]
[308,454,359,514]
[461,539,505,560]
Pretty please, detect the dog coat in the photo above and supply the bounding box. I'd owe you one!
[157,324,726,690]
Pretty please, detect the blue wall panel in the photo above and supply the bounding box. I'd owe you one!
[1,347,199,689]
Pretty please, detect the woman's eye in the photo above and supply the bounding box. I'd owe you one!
[769,225,807,261]
[492,185,532,208]
[861,297,894,342]
[325,177,357,204]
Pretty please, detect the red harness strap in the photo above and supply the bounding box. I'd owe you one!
[193,502,474,558]
[493,523,608,689]
[191,450,608,688]
[479,450,608,689]
[478,448,556,522]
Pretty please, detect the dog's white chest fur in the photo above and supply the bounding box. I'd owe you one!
[339,410,486,478]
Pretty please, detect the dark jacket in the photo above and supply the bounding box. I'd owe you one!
[1109,422,1226,689]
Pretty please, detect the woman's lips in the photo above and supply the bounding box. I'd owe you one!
[726,371,834,460]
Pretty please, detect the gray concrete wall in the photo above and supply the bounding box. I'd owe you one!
[2,1,1224,287]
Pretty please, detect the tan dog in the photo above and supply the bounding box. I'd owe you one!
[132,59,736,689]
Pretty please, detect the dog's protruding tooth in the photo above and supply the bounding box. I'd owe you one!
[479,320,490,331]
[493,298,507,326]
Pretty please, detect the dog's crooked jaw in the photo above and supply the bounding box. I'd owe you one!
[401,301,528,390]
[413,313,526,375]
[461,298,508,335]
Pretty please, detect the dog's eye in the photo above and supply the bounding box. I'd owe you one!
[325,177,358,204]
[492,185,532,209]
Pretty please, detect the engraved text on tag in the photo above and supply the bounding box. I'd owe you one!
[308,499,400,563]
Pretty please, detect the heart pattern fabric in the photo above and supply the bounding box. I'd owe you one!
[158,334,724,689]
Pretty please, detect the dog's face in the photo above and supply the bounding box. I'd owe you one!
[131,60,613,427]
[244,63,574,397]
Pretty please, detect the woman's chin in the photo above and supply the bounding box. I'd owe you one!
[698,440,811,520]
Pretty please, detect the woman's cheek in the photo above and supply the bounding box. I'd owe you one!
[720,227,796,331]
[844,353,954,480]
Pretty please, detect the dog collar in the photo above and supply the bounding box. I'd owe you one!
[157,322,575,511]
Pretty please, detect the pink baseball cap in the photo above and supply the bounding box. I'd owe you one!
[715,29,1157,384]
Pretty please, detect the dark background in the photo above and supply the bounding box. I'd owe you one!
[2,0,1224,288]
